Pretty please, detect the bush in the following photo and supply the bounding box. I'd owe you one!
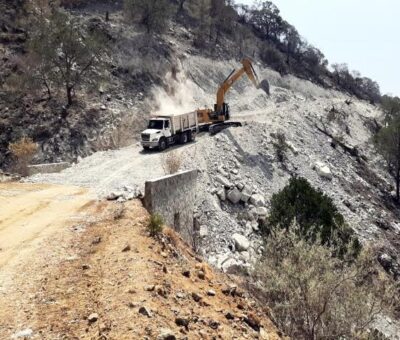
[265,177,360,258]
[147,213,163,237]
[161,150,182,175]
[253,228,395,339]
[272,131,287,162]
[8,137,38,176]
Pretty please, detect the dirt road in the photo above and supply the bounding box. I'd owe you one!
[0,183,92,270]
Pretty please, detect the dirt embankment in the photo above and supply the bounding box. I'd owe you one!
[0,183,280,339]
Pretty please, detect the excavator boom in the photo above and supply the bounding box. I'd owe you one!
[216,58,261,113]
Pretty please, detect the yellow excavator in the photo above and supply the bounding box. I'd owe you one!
[197,58,269,134]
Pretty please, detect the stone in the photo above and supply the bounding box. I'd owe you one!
[207,289,216,296]
[13,329,33,338]
[92,236,101,245]
[221,258,239,272]
[240,251,250,262]
[199,225,208,238]
[100,104,107,110]
[197,270,205,280]
[216,175,233,188]
[250,194,265,207]
[217,188,226,201]
[225,311,235,320]
[256,207,268,218]
[88,313,99,323]
[138,306,153,318]
[157,329,176,340]
[182,270,191,278]
[251,221,259,232]
[244,313,261,331]
[208,320,220,330]
[240,191,251,203]
[191,292,202,302]
[232,233,250,252]
[227,187,242,204]
[175,317,190,328]
[259,327,269,339]
[106,191,123,201]
[314,161,333,180]
[286,141,299,155]
[144,284,155,291]
[222,284,237,296]
[122,244,131,252]
[218,166,229,177]
[176,292,185,299]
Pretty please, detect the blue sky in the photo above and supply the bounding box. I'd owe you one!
[239,0,399,96]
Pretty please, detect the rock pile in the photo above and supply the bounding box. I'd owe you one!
[105,185,143,202]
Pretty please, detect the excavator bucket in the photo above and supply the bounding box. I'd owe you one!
[259,79,270,95]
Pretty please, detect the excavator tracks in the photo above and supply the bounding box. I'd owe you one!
[209,121,242,135]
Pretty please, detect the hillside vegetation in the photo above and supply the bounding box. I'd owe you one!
[0,0,392,169]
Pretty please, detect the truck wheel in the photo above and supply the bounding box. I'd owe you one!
[180,132,188,144]
[158,138,167,151]
[189,131,196,142]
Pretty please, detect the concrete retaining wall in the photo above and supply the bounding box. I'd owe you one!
[143,169,198,246]
[28,162,70,176]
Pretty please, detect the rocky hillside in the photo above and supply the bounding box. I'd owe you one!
[0,0,383,169]
[27,54,400,336]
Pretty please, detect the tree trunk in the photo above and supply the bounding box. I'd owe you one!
[396,165,400,203]
[67,86,73,106]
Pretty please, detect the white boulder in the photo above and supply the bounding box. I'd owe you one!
[314,161,333,180]
[232,233,250,252]
[227,188,242,204]
[250,194,265,207]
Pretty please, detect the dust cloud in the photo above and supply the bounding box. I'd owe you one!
[150,62,205,116]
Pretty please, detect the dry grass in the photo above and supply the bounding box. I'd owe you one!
[161,149,182,175]
[8,137,38,176]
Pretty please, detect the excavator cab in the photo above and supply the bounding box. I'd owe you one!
[214,102,230,120]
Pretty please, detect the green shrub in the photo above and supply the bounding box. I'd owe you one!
[147,213,164,237]
[265,177,360,258]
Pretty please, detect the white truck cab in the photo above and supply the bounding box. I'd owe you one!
[141,112,198,151]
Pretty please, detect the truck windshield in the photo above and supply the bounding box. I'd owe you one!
[148,120,164,130]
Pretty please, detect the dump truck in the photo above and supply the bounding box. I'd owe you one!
[141,111,198,151]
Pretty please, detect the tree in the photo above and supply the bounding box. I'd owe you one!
[283,24,301,68]
[266,177,360,258]
[260,44,288,74]
[124,0,172,33]
[249,1,284,42]
[28,9,106,106]
[193,0,211,48]
[209,0,237,42]
[381,95,400,121]
[374,113,400,202]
